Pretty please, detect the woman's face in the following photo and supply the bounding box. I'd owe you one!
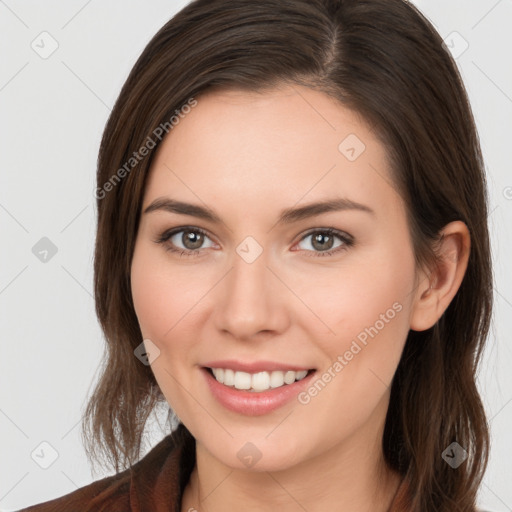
[131,84,422,471]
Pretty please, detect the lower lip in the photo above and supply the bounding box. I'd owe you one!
[202,367,316,416]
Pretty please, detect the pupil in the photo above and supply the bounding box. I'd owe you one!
[312,233,333,251]
[183,231,203,249]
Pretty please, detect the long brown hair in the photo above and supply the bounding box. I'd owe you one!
[83,1,492,510]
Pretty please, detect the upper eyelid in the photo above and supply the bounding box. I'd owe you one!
[297,227,352,240]
[159,226,217,244]
[157,225,352,249]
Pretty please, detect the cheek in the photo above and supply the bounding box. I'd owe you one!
[131,257,171,341]
[292,250,414,442]
[304,245,415,370]
[131,244,206,341]
[130,244,201,412]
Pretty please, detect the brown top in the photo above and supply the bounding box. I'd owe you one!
[19,429,411,512]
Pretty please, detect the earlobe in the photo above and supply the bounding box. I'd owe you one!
[409,221,470,332]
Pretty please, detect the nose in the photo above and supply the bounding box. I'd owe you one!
[212,246,290,341]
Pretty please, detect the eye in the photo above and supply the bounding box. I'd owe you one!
[154,226,216,257]
[154,226,354,258]
[294,228,354,257]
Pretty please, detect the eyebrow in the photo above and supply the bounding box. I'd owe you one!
[143,196,375,224]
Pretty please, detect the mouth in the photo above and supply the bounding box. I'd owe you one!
[199,359,318,415]
[204,367,314,393]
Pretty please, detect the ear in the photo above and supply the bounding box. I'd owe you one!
[410,221,470,332]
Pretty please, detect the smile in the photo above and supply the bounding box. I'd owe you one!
[208,367,310,392]
[202,365,317,416]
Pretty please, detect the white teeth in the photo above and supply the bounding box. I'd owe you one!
[284,370,296,385]
[269,371,284,388]
[212,368,224,384]
[223,368,235,386]
[251,371,270,392]
[210,368,310,392]
[234,371,252,390]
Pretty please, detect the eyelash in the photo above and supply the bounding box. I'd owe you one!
[153,226,354,258]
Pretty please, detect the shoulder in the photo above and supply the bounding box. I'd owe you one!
[18,429,194,512]
[16,469,131,512]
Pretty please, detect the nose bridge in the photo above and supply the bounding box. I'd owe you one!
[213,240,286,338]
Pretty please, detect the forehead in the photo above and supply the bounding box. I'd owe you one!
[144,85,403,222]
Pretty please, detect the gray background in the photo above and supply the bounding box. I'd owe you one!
[1,1,511,510]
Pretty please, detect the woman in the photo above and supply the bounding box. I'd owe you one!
[20,0,493,510]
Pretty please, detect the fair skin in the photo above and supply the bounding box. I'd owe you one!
[130,84,470,512]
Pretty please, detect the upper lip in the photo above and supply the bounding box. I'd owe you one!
[202,360,314,373]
